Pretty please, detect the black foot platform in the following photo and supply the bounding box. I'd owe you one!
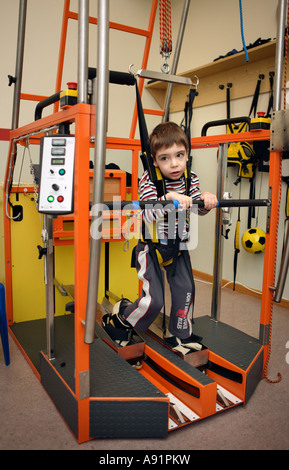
[9,313,263,441]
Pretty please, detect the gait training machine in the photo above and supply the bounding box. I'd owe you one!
[2,0,287,443]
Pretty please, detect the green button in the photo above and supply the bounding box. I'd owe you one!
[47,195,54,203]
[59,169,65,175]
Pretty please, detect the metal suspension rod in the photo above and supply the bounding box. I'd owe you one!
[133,68,192,85]
[84,0,109,344]
[11,0,27,130]
[77,0,89,103]
[163,0,191,122]
[211,144,227,322]
[273,0,287,111]
[98,198,270,210]
[43,214,55,361]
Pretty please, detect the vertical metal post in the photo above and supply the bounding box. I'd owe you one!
[273,0,287,111]
[272,0,288,303]
[211,144,227,321]
[163,0,191,122]
[44,214,55,360]
[84,0,109,344]
[11,0,27,130]
[77,0,89,103]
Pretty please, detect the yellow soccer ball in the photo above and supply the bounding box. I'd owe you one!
[241,228,266,254]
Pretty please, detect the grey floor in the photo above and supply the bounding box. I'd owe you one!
[1,279,289,450]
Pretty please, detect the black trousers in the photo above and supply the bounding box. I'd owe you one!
[122,241,195,339]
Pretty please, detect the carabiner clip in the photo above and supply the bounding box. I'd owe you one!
[161,58,170,74]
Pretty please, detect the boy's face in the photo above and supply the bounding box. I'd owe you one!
[153,143,188,180]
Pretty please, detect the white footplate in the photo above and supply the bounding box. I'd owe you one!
[167,393,200,429]
[216,384,243,411]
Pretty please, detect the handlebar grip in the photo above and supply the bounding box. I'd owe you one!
[201,116,251,136]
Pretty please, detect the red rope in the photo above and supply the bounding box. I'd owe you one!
[159,0,172,55]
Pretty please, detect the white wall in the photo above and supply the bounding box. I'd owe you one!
[1,0,288,299]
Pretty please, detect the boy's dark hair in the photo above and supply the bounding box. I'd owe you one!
[149,122,189,158]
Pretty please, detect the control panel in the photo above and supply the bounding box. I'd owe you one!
[38,135,75,214]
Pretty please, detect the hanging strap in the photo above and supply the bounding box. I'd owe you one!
[135,83,150,158]
[135,80,192,199]
[248,75,264,118]
[183,88,197,158]
[181,88,197,195]
[233,185,242,290]
[226,85,233,133]
[135,82,166,195]
[266,72,274,117]
[226,85,247,134]
[226,76,264,133]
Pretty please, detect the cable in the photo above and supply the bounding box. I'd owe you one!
[239,0,249,62]
[195,277,271,296]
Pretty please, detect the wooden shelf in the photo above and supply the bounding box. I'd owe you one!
[145,40,284,112]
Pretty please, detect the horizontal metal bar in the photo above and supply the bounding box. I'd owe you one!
[216,198,270,208]
[100,198,271,210]
[135,69,192,86]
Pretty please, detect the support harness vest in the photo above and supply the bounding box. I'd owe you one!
[134,83,195,276]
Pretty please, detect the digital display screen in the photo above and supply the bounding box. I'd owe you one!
[51,147,66,156]
[52,138,66,147]
[51,158,65,165]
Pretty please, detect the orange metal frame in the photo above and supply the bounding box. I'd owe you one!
[4,0,160,443]
[53,169,127,245]
[190,130,281,375]
[3,1,282,443]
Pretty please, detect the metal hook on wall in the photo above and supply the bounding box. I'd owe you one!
[128,63,136,76]
[191,75,199,89]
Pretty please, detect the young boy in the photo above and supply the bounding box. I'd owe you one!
[103,122,218,352]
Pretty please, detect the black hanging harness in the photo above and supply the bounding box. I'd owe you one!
[132,83,199,334]
[134,83,197,277]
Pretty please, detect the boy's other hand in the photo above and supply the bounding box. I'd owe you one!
[200,192,218,210]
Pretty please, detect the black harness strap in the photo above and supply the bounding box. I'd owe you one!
[182,88,197,161]
[266,72,274,118]
[135,81,193,197]
[248,75,263,118]
[134,80,195,333]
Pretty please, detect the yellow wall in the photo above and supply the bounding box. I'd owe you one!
[9,190,46,322]
[54,238,139,318]
[2,186,139,323]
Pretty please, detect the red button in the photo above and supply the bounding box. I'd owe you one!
[57,195,64,203]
